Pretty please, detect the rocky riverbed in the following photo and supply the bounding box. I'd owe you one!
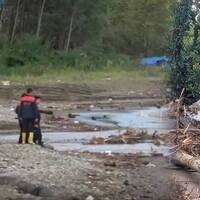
[0,144,175,200]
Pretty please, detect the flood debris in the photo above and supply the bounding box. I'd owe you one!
[170,96,200,199]
[87,129,167,145]
[146,163,156,168]
[171,129,200,157]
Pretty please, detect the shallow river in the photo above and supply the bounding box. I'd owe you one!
[74,107,175,132]
[0,107,175,155]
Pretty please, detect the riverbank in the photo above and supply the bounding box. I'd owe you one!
[0,144,173,200]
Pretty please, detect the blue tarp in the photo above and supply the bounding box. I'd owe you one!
[0,0,5,9]
[140,56,169,65]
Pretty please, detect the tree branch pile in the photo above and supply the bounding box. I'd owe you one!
[87,129,168,145]
[172,129,200,157]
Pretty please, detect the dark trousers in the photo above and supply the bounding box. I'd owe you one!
[18,120,29,144]
[22,119,34,133]
[19,119,42,144]
[18,121,23,144]
[34,125,42,144]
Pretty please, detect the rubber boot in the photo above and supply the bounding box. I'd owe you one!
[28,132,35,144]
[22,133,26,144]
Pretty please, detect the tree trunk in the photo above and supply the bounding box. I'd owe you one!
[0,2,4,22]
[10,0,21,44]
[0,5,4,31]
[171,150,200,172]
[36,0,46,38]
[65,9,75,52]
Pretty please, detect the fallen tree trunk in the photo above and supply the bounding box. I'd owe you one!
[171,150,200,172]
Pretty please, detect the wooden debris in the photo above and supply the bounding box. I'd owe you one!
[172,129,200,157]
[87,130,167,145]
[171,150,200,172]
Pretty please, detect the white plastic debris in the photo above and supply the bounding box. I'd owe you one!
[2,81,10,86]
[146,163,156,168]
[90,105,95,109]
[108,98,113,103]
[105,150,112,156]
[128,91,135,95]
[86,196,94,200]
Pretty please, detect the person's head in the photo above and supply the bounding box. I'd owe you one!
[26,88,33,95]
[35,96,41,104]
[21,93,26,97]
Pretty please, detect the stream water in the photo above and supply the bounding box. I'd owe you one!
[0,107,175,155]
[74,107,175,132]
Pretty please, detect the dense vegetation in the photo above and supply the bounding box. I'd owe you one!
[170,0,200,104]
[0,0,173,77]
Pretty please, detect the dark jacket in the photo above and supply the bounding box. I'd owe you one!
[19,95,38,120]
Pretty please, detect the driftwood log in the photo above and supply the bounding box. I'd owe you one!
[39,110,53,115]
[171,150,200,172]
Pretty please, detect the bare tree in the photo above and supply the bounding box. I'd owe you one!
[10,0,21,44]
[65,8,76,52]
[36,0,46,38]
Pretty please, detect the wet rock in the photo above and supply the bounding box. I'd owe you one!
[104,161,116,167]
[123,180,129,186]
[68,113,79,118]
[132,185,138,189]
[91,116,96,121]
[141,160,150,165]
[151,152,163,157]
[18,181,53,197]
[140,195,151,199]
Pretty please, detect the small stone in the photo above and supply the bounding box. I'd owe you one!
[86,195,94,200]
[142,160,149,165]
[104,161,116,167]
[123,180,129,186]
[108,98,113,103]
[146,163,156,168]
[90,105,95,109]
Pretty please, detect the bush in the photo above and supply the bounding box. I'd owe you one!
[51,48,133,71]
[0,35,51,74]
[0,34,134,76]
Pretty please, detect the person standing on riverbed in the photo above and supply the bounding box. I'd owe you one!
[18,88,39,144]
[15,88,34,143]
[15,93,25,144]
[33,96,43,145]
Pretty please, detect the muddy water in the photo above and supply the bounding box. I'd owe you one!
[0,107,174,155]
[0,130,125,144]
[51,143,169,154]
[0,130,170,155]
[74,107,175,133]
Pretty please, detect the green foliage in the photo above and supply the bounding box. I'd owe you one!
[106,0,173,56]
[3,0,172,56]
[170,0,200,104]
[0,0,172,80]
[0,35,51,76]
[52,48,132,71]
[0,34,133,76]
